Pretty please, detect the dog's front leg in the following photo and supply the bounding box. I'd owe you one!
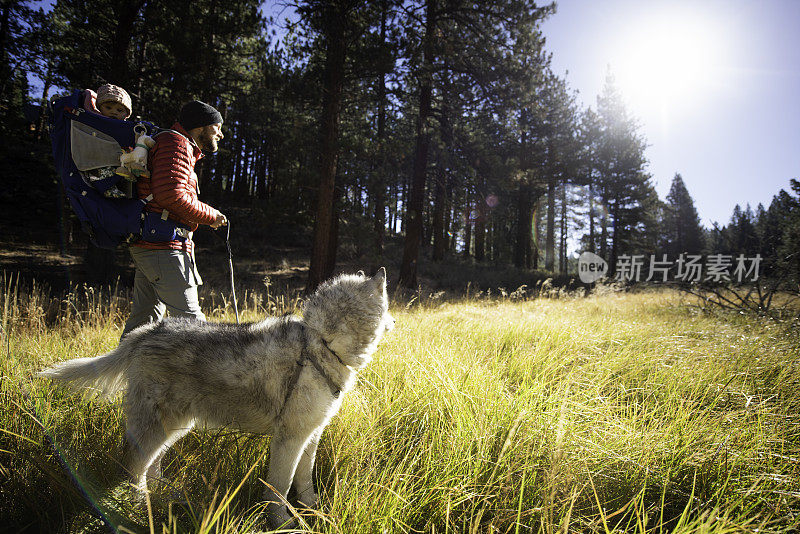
[291,429,321,509]
[264,434,306,529]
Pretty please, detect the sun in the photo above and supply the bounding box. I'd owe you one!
[611,9,725,115]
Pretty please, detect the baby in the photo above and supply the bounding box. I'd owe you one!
[87,84,134,198]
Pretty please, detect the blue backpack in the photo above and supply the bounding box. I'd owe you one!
[49,89,190,249]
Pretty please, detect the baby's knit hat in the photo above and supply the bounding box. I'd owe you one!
[179,101,223,130]
[96,84,132,118]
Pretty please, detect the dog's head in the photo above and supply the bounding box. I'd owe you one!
[304,267,394,367]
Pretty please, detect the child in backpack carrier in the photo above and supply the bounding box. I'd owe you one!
[85,84,137,198]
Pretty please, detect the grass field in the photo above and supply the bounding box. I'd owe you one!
[2,280,799,533]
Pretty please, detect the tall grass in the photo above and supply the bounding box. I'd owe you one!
[2,274,799,532]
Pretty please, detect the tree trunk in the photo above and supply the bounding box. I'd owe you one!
[449,189,460,253]
[514,184,531,268]
[372,0,388,257]
[431,167,446,261]
[588,183,595,252]
[600,181,609,259]
[560,183,567,273]
[327,184,340,270]
[433,66,453,262]
[307,3,347,292]
[390,180,398,234]
[266,146,276,201]
[256,136,268,200]
[488,215,494,262]
[533,197,545,269]
[474,213,485,262]
[388,180,396,234]
[545,171,556,271]
[444,173,454,252]
[373,174,386,256]
[135,11,148,101]
[463,202,472,259]
[109,1,146,85]
[58,182,68,257]
[398,0,436,288]
[474,168,486,262]
[35,69,52,142]
[610,196,619,271]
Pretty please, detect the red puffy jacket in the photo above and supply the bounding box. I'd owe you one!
[132,122,220,253]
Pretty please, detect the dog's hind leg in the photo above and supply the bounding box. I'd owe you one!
[124,407,166,492]
[124,387,194,492]
[144,418,195,485]
[291,429,321,509]
[125,415,194,492]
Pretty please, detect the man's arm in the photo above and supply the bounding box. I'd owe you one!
[149,133,220,226]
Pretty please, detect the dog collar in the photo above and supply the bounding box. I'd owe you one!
[305,352,341,399]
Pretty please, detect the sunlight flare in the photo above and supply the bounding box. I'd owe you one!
[612,9,727,114]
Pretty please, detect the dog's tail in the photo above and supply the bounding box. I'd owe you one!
[38,329,146,397]
[39,348,131,397]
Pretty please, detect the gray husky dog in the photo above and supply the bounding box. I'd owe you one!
[40,268,394,527]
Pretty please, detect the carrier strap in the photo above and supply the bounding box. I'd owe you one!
[153,128,190,142]
[63,105,83,117]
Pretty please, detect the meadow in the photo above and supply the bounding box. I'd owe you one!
[2,277,799,533]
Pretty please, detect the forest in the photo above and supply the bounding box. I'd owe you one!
[0,0,798,292]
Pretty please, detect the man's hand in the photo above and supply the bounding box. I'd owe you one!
[211,212,228,229]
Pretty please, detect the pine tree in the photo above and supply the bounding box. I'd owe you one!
[665,173,704,255]
[728,204,759,256]
[576,107,601,254]
[757,192,793,277]
[594,71,654,268]
[776,180,800,283]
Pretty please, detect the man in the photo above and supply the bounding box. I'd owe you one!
[121,100,227,338]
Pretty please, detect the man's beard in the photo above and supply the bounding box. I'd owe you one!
[198,129,219,153]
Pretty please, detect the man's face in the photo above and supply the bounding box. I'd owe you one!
[197,123,224,153]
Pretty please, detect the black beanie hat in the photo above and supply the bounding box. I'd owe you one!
[179,100,222,130]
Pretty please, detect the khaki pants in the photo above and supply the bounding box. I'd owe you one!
[121,247,205,339]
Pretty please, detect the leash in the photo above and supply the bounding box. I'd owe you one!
[222,221,239,324]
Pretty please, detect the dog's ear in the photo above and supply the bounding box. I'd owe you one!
[372,267,386,284]
[357,270,365,277]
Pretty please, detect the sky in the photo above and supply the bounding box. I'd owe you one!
[540,0,800,227]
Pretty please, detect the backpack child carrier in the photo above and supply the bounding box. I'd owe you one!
[49,89,190,249]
